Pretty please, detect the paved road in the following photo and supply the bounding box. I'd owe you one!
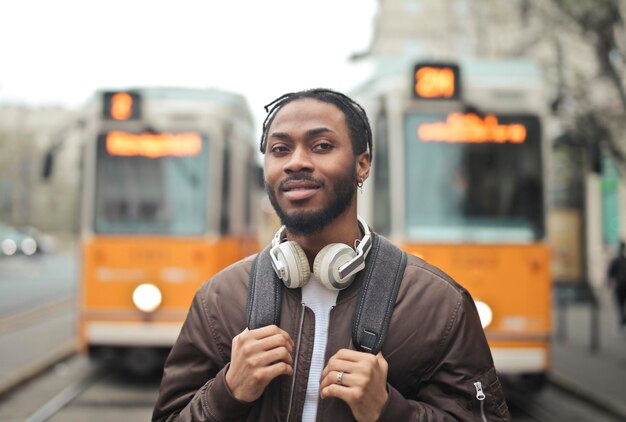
[0,250,77,317]
[0,250,78,396]
[550,286,626,418]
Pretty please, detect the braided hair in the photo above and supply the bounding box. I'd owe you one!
[260,88,373,162]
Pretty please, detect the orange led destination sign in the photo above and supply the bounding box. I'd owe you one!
[106,132,202,158]
[417,113,527,144]
[413,63,460,100]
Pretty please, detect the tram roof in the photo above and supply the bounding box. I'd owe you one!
[86,86,252,118]
[79,86,255,132]
[122,87,249,105]
[352,56,543,95]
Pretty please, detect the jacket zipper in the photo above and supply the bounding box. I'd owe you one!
[473,381,487,422]
[286,303,306,421]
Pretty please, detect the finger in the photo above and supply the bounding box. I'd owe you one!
[250,346,294,368]
[254,332,294,354]
[322,369,373,391]
[319,383,352,401]
[232,328,248,345]
[247,325,293,345]
[322,351,378,379]
[239,332,293,357]
[320,370,354,391]
[376,352,388,371]
[332,348,372,362]
[321,359,361,380]
[325,349,379,376]
[254,361,293,384]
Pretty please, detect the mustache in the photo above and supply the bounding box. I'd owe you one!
[277,173,325,190]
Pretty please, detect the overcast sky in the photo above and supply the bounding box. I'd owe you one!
[0,0,378,127]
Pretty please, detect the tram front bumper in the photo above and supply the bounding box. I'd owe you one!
[85,321,182,347]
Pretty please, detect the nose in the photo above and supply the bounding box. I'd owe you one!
[284,145,313,173]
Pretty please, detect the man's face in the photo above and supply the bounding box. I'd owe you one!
[263,98,364,235]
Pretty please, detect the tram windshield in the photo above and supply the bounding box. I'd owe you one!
[94,132,210,235]
[404,113,543,243]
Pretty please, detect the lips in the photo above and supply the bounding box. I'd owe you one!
[280,179,321,201]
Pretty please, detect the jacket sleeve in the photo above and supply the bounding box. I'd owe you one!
[152,289,254,422]
[377,290,511,421]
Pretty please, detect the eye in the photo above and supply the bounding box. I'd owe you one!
[270,144,289,154]
[313,142,333,152]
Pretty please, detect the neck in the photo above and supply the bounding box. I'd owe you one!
[286,209,362,267]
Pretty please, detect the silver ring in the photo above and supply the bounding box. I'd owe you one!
[336,370,344,386]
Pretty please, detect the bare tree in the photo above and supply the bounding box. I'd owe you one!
[539,0,626,171]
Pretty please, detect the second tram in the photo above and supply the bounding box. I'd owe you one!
[354,59,551,386]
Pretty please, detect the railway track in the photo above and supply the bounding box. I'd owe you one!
[25,363,159,421]
[4,348,624,422]
[1,355,160,422]
[18,368,625,422]
[24,365,104,422]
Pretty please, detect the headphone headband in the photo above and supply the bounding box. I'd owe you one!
[269,216,372,285]
[270,225,288,281]
[338,216,371,280]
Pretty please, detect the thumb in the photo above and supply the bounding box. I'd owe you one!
[376,352,387,365]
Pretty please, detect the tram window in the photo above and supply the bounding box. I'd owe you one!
[403,113,544,242]
[373,108,391,235]
[94,134,210,235]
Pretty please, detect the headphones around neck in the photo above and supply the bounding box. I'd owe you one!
[269,216,372,291]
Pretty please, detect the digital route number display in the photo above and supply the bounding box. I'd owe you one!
[413,63,461,100]
[103,91,141,120]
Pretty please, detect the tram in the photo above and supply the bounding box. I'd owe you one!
[76,88,259,373]
[354,60,551,386]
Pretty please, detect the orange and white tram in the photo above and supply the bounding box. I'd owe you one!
[77,88,259,372]
[354,59,551,387]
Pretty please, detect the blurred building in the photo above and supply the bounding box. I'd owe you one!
[365,0,626,288]
[0,105,81,234]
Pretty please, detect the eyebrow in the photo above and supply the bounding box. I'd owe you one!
[269,127,335,141]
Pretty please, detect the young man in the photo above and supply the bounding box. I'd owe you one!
[152,89,510,421]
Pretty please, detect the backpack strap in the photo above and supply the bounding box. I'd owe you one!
[246,233,408,355]
[352,234,407,355]
[246,244,282,330]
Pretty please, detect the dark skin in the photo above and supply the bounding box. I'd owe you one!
[226,99,387,421]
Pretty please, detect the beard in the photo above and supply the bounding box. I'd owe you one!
[265,167,357,236]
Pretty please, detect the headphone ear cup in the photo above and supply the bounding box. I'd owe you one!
[313,243,357,291]
[276,241,310,288]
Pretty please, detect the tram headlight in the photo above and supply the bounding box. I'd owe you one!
[132,283,162,313]
[20,237,37,256]
[1,239,17,256]
[474,300,493,329]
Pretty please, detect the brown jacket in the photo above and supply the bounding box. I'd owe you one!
[153,241,510,421]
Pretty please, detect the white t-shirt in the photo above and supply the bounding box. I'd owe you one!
[301,275,339,422]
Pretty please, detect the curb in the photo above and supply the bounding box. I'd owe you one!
[549,370,626,420]
[0,339,77,400]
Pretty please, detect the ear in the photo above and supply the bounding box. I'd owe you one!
[355,151,371,182]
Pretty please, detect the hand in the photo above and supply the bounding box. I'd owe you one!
[320,349,389,422]
[225,325,294,402]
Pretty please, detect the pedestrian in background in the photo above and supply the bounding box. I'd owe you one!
[607,241,626,329]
